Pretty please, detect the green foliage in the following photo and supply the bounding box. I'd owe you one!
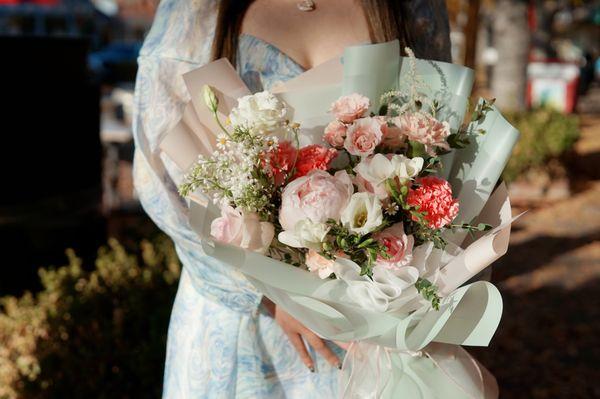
[502,108,579,182]
[0,237,180,399]
[415,278,441,311]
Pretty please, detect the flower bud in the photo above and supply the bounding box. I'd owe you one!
[202,85,219,113]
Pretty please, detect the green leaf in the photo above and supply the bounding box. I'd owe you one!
[408,141,427,158]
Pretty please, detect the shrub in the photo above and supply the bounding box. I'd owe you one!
[0,236,180,399]
[502,108,579,182]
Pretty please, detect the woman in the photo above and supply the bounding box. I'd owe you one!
[132,1,452,397]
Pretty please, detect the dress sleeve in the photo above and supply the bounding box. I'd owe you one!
[403,0,453,62]
[132,0,217,246]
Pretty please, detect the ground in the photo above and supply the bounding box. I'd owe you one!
[469,88,600,399]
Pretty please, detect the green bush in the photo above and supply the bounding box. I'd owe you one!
[0,237,180,399]
[502,108,579,182]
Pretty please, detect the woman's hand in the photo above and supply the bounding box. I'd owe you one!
[263,298,341,371]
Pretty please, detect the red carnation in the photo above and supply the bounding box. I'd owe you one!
[263,140,297,186]
[407,176,459,229]
[294,145,338,178]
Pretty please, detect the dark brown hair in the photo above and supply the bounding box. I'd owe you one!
[211,0,411,66]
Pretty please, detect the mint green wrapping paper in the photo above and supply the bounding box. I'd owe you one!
[449,106,520,224]
[160,40,522,399]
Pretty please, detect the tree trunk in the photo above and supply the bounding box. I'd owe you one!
[491,0,530,110]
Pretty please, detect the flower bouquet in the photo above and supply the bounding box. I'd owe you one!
[160,40,520,399]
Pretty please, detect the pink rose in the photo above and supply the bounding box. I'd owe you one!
[395,113,450,154]
[344,117,383,157]
[407,176,459,229]
[305,250,336,279]
[330,93,370,123]
[373,223,414,269]
[210,205,275,253]
[279,170,354,231]
[324,120,347,147]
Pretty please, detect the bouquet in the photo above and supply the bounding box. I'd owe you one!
[161,40,520,399]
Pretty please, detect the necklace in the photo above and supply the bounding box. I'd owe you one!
[297,0,316,12]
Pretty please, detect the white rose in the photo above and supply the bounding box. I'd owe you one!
[340,192,384,235]
[391,154,423,181]
[229,91,287,133]
[278,220,330,250]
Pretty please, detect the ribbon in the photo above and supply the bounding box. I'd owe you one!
[339,342,498,399]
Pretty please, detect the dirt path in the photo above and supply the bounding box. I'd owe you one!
[468,94,600,398]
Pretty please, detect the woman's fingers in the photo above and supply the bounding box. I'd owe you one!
[303,330,341,368]
[286,332,315,371]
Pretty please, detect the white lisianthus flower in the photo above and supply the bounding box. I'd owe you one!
[278,220,330,250]
[340,192,384,235]
[229,91,287,133]
[353,153,396,187]
[391,154,424,182]
[353,154,424,198]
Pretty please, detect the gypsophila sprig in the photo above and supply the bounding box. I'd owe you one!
[179,92,298,219]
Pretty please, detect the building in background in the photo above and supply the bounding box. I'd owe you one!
[447,0,599,112]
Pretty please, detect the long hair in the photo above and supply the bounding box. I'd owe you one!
[211,0,411,66]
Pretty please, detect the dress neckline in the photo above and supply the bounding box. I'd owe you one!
[239,33,309,72]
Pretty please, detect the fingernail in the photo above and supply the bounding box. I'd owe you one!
[337,363,342,370]
[308,365,315,373]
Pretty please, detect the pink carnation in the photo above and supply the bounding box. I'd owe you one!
[395,113,450,154]
[324,120,347,147]
[407,176,459,229]
[380,118,406,149]
[373,223,414,269]
[330,93,370,123]
[295,145,338,178]
[344,117,383,157]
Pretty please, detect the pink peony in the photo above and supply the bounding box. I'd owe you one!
[305,250,336,279]
[373,223,414,269]
[279,170,354,231]
[294,145,338,178]
[344,117,383,157]
[263,140,297,186]
[407,176,459,229]
[324,120,347,147]
[210,205,275,253]
[395,113,451,154]
[330,93,370,123]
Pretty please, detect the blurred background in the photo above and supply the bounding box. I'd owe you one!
[0,0,598,397]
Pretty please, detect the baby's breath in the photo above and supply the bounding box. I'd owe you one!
[179,120,284,217]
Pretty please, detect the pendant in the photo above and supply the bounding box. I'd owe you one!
[297,0,316,12]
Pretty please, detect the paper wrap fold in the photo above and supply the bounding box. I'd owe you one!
[160,40,520,399]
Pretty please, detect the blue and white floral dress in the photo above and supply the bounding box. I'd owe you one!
[132,1,451,397]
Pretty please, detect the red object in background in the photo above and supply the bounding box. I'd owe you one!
[526,62,580,113]
[0,0,60,4]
